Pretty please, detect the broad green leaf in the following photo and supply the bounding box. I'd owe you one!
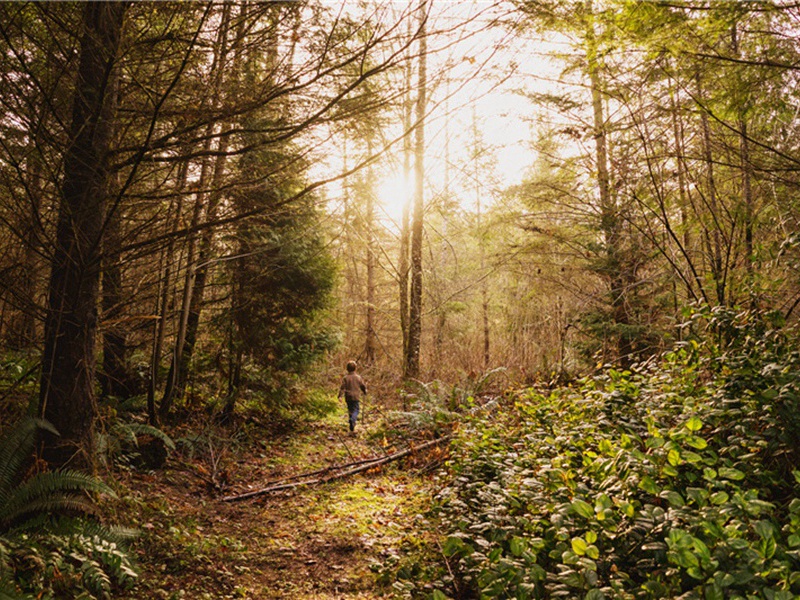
[638,476,658,495]
[586,544,600,559]
[686,487,708,506]
[584,589,605,600]
[760,536,776,559]
[685,435,707,450]
[754,520,775,540]
[431,590,450,600]
[718,467,745,481]
[683,451,703,464]
[596,494,612,509]
[709,491,729,505]
[668,449,682,466]
[692,537,710,563]
[704,583,724,600]
[660,490,685,507]
[686,417,703,432]
[662,464,679,477]
[572,499,594,519]
[509,537,526,557]
[442,536,462,557]
[676,547,699,569]
[586,530,597,544]
[571,537,587,555]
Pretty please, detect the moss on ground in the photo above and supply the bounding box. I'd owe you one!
[116,412,429,599]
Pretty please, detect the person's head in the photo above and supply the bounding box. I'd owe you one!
[346,360,357,372]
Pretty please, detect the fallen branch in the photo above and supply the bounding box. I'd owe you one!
[221,435,452,503]
[243,452,393,490]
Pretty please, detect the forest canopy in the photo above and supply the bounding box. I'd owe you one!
[1,1,800,598]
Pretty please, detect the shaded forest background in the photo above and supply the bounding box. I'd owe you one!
[1,1,800,597]
[4,0,800,455]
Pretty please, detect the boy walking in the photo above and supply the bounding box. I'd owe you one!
[338,361,366,435]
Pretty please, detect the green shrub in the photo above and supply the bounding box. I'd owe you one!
[389,311,800,599]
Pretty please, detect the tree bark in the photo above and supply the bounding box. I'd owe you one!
[160,3,232,418]
[147,159,189,425]
[39,1,126,468]
[405,0,427,380]
[364,140,377,365]
[398,15,414,370]
[585,1,631,364]
[100,171,128,399]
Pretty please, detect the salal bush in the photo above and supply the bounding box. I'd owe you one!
[397,315,800,599]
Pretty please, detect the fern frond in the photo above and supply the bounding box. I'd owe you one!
[0,418,58,503]
[46,518,139,545]
[119,423,175,450]
[472,367,507,395]
[0,576,34,600]
[0,470,114,525]
[79,558,112,598]
[2,495,99,532]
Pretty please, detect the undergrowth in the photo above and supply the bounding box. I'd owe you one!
[385,308,800,599]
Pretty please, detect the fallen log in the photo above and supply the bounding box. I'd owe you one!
[248,451,394,490]
[221,435,452,503]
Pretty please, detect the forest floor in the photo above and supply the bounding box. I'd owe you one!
[115,409,435,600]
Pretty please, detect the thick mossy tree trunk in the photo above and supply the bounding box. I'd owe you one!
[39,2,127,468]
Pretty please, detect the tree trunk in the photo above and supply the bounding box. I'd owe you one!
[39,1,126,468]
[147,158,189,424]
[398,15,414,370]
[405,0,427,380]
[101,66,126,400]
[172,133,231,402]
[364,141,377,365]
[585,1,631,364]
[732,24,754,277]
[160,3,232,418]
[473,111,489,370]
[100,171,128,399]
[698,75,726,306]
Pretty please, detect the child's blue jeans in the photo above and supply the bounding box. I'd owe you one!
[345,398,360,431]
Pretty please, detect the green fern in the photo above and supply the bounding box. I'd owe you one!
[119,423,175,451]
[0,583,34,600]
[99,420,175,468]
[0,418,116,534]
[0,418,57,506]
[0,419,138,599]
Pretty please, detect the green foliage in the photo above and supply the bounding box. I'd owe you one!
[0,418,137,599]
[97,420,175,470]
[225,129,340,409]
[389,313,800,599]
[391,369,507,438]
[0,524,137,600]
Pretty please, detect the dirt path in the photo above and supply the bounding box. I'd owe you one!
[118,414,428,599]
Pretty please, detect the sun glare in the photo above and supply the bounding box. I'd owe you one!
[378,170,412,228]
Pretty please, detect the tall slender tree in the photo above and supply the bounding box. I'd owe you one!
[405,0,428,379]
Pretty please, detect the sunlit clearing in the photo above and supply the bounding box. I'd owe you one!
[378,170,412,228]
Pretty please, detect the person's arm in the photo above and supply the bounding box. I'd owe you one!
[338,377,346,398]
[359,376,366,395]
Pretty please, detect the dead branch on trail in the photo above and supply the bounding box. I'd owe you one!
[221,435,452,503]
